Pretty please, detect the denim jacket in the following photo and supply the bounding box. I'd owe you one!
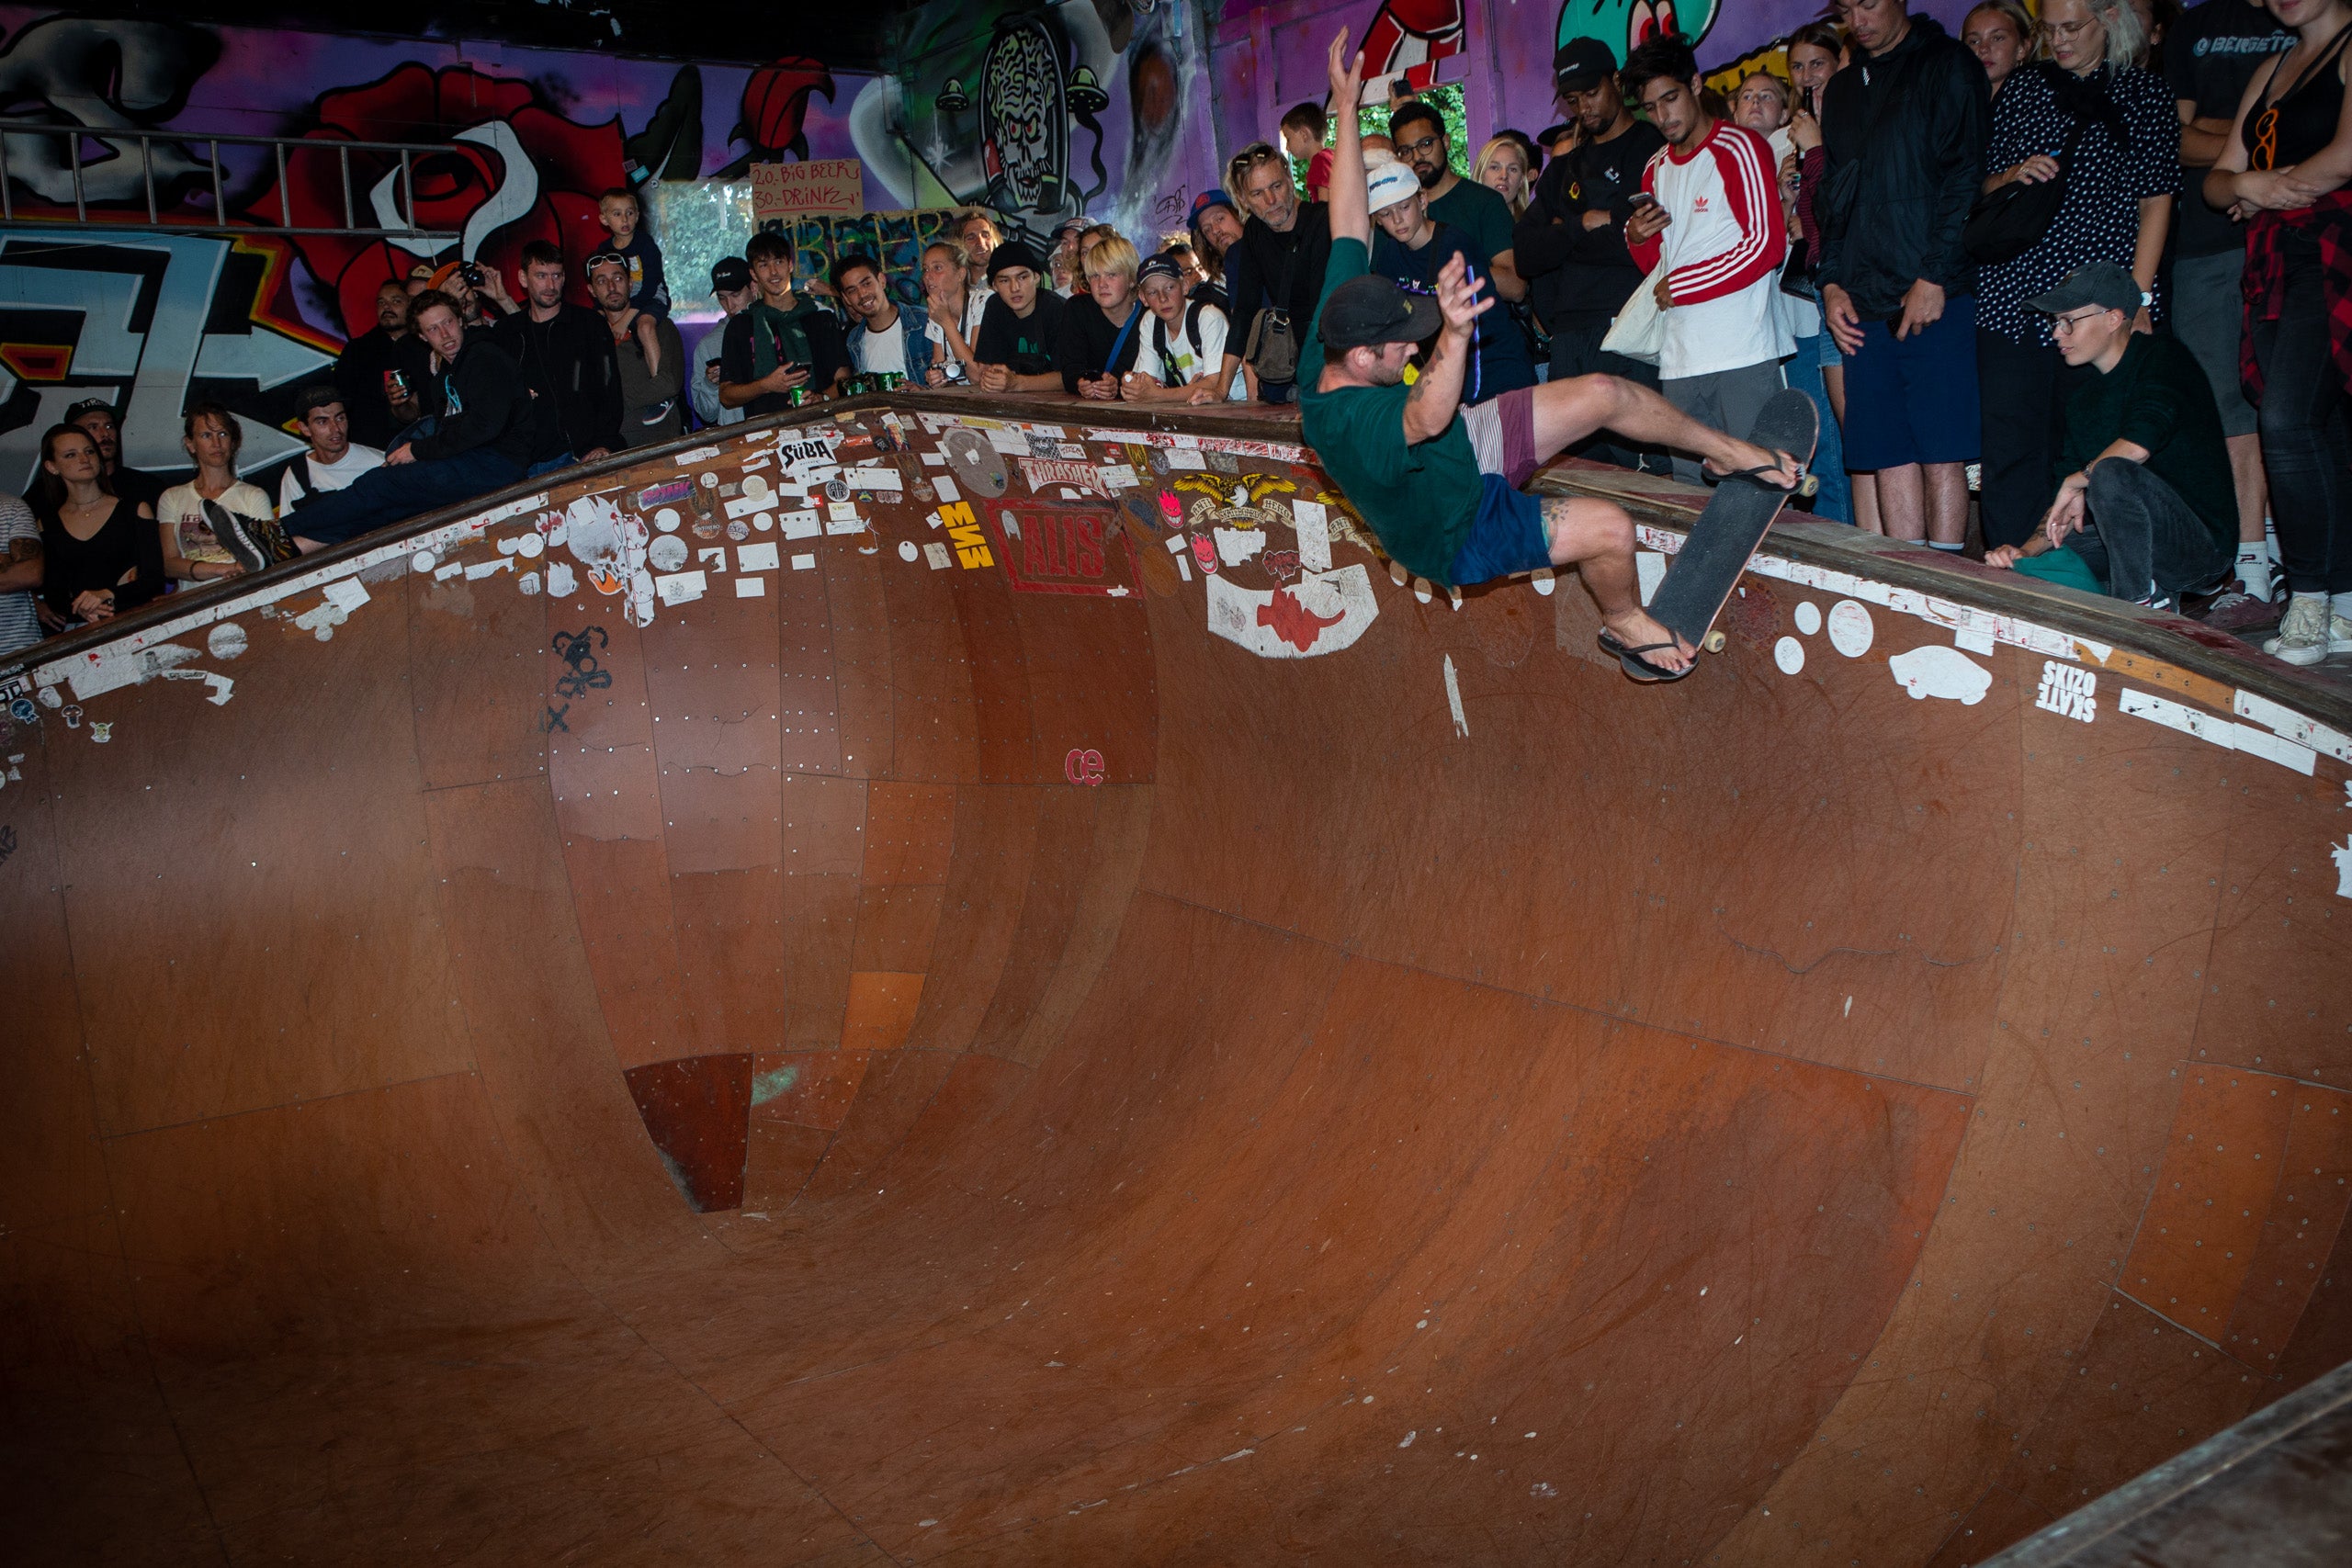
[843,299,934,381]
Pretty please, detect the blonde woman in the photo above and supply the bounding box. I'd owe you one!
[1471,135,1532,218]
[1974,0,2176,550]
[1057,233,1146,399]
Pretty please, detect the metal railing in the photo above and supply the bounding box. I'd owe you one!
[0,119,460,242]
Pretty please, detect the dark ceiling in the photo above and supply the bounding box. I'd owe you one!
[103,1,910,73]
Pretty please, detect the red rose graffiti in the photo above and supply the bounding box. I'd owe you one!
[715,57,835,176]
[248,63,626,336]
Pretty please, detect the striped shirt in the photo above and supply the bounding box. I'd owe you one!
[1629,119,1794,379]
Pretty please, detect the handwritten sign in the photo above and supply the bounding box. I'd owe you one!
[751,159,863,219]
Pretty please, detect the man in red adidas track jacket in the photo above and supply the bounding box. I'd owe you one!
[1621,34,1793,483]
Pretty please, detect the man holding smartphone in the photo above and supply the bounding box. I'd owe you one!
[1511,38,1668,468]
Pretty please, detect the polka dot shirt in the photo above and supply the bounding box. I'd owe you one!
[1978,62,2180,348]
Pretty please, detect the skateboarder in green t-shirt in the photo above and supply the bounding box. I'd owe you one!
[1299,30,1799,676]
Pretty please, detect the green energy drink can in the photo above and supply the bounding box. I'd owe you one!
[786,388,809,408]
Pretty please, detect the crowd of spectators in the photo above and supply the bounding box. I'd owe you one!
[7,0,2351,670]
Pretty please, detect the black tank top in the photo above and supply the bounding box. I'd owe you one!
[2245,24,2352,171]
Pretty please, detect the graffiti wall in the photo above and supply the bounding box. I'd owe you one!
[0,5,1217,490]
[1209,0,1980,179]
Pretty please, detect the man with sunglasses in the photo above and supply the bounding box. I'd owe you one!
[1982,265,2233,609]
[1216,141,1334,402]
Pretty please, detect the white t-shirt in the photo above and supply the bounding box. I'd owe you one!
[1634,121,1793,380]
[1129,301,1245,400]
[158,479,274,577]
[853,313,906,375]
[0,493,40,657]
[277,444,385,514]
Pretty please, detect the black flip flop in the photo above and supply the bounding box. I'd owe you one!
[1705,451,1817,497]
[1598,628,1695,683]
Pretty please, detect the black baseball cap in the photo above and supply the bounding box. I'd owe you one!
[1554,38,1617,94]
[1317,274,1441,351]
[2029,262,2142,319]
[1136,253,1183,288]
[987,239,1046,281]
[64,397,119,423]
[710,255,751,293]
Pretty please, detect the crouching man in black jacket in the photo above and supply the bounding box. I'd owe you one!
[288,288,535,550]
[1815,0,1989,547]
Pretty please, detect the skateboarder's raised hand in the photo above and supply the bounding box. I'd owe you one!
[1400,253,1493,445]
[1326,32,1371,251]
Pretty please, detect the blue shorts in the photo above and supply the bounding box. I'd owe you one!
[1841,296,1981,470]
[1446,474,1552,586]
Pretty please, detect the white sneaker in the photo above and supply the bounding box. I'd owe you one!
[2262,596,2351,665]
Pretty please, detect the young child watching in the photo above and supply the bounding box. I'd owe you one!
[1281,101,1334,202]
[596,185,671,322]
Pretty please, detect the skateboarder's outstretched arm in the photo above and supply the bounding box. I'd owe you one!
[1402,257,1489,445]
[1326,32,1370,249]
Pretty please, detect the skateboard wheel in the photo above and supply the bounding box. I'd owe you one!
[1798,475,1820,498]
[1703,630,1727,654]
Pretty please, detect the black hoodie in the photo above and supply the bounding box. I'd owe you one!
[1815,15,1992,320]
[1513,118,1668,329]
[413,335,535,468]
[491,303,622,461]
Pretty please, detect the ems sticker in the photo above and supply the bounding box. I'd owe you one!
[938,500,994,570]
[1206,564,1380,659]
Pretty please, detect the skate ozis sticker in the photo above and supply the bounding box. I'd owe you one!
[2035,660,2097,723]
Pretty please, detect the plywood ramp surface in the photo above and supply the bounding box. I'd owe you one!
[3,403,2347,1566]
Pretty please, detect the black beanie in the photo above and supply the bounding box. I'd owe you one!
[986,239,1046,281]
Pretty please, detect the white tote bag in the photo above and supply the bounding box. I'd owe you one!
[1600,264,1668,367]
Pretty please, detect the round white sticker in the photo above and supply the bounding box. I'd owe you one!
[1793,600,1822,636]
[1775,635,1805,674]
[653,508,681,533]
[1827,599,1874,657]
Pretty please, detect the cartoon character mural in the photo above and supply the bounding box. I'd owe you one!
[1555,0,1724,62]
[1361,0,1466,88]
[850,0,1202,248]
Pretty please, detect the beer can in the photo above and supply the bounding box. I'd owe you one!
[786,388,808,408]
[880,372,905,391]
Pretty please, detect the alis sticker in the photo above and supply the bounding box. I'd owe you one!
[989,503,1133,596]
[1205,565,1381,659]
